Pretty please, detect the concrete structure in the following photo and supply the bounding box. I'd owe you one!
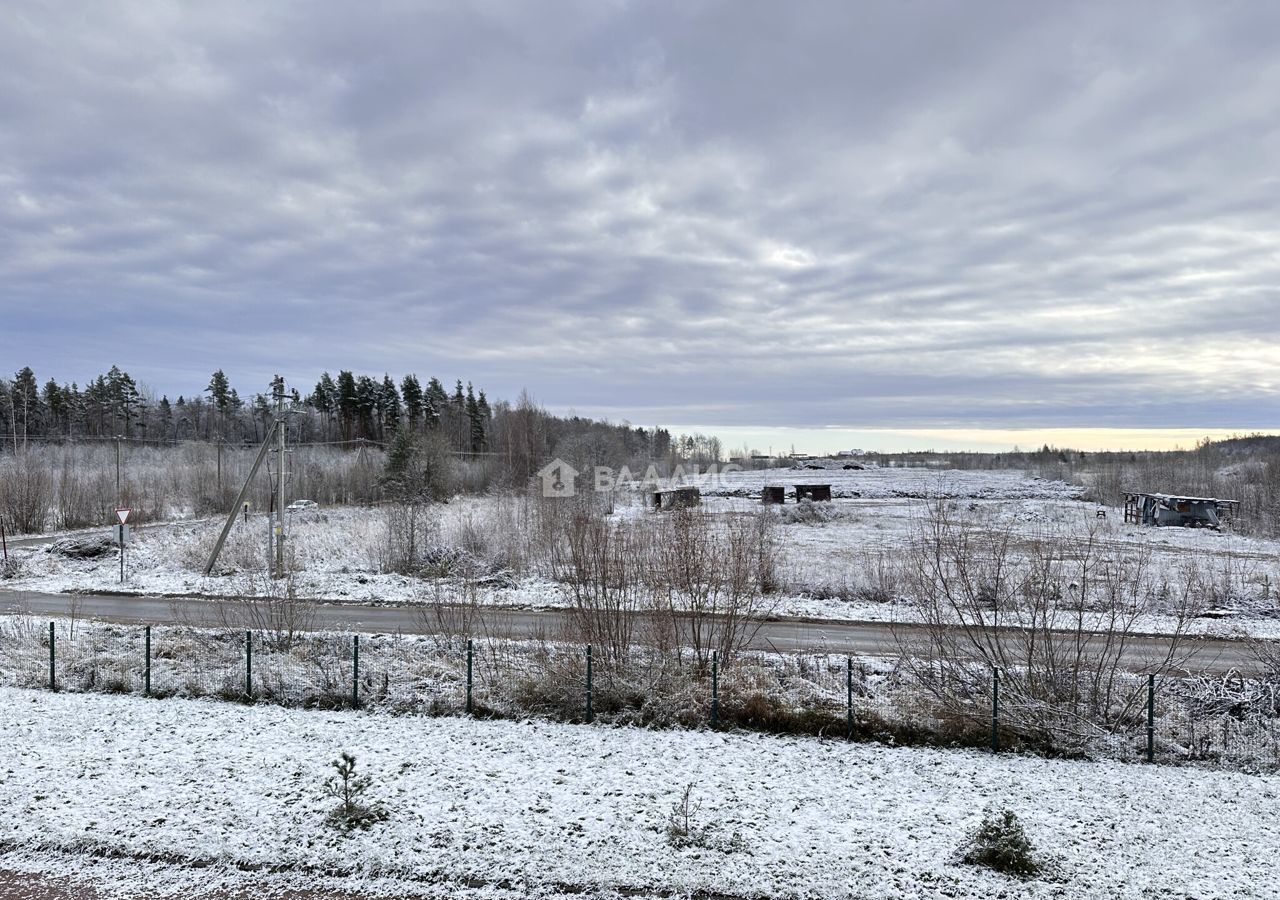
[794,484,832,502]
[761,486,786,505]
[1123,492,1240,529]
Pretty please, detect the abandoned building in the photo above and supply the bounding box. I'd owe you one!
[1123,492,1240,529]
[794,483,833,502]
[649,486,701,511]
[761,486,786,504]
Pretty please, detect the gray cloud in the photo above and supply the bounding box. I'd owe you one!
[1,0,1278,435]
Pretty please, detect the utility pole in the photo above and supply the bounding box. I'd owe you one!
[203,378,289,578]
[273,377,288,579]
[115,435,122,502]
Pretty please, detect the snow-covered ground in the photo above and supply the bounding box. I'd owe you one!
[3,466,1277,636]
[3,686,1278,899]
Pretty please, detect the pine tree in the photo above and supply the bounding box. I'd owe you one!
[466,382,486,453]
[476,390,492,455]
[252,393,272,442]
[336,371,358,440]
[452,379,466,451]
[63,382,83,437]
[310,372,339,441]
[11,367,40,444]
[380,375,401,435]
[206,369,233,440]
[158,396,173,441]
[400,374,423,431]
[354,375,378,439]
[423,378,447,431]
[42,379,63,438]
[106,366,140,438]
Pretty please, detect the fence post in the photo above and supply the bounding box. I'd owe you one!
[245,630,253,700]
[846,657,854,740]
[711,650,719,728]
[48,621,55,691]
[586,645,593,724]
[144,625,151,696]
[466,639,474,716]
[1147,673,1155,763]
[352,635,360,709]
[991,667,999,752]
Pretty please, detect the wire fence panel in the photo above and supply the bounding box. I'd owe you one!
[3,615,1279,773]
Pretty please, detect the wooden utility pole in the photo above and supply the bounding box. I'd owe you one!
[203,421,276,576]
[203,380,291,578]
[273,377,288,578]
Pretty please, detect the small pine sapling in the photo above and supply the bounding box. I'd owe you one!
[960,808,1041,878]
[665,782,705,847]
[664,782,745,852]
[323,752,387,830]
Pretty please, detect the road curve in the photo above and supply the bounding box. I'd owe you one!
[0,588,1267,675]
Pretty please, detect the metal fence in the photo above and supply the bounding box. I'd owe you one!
[2,617,1276,772]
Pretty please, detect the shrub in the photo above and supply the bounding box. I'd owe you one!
[778,499,841,525]
[960,809,1041,878]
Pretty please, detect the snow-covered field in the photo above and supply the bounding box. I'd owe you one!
[687,461,1087,501]
[3,686,1279,899]
[3,466,1277,635]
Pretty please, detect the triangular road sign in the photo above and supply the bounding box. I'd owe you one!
[115,508,132,525]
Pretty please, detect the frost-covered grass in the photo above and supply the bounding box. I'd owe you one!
[2,686,1279,899]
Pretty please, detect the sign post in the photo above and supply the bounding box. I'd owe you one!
[115,508,132,583]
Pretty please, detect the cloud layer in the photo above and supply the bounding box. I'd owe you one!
[2,1,1278,436]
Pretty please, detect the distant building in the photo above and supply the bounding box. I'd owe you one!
[794,483,833,502]
[649,486,701,511]
[1123,492,1240,529]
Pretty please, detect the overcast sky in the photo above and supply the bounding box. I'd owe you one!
[2,1,1277,451]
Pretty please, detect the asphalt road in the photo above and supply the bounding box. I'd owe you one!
[0,588,1267,675]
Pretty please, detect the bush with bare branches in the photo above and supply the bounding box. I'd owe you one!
[550,510,649,670]
[899,501,1203,753]
[0,452,53,533]
[645,509,779,669]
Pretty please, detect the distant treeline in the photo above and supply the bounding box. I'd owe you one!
[0,365,725,485]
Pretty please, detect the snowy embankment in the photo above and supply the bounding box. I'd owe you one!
[2,687,1278,899]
